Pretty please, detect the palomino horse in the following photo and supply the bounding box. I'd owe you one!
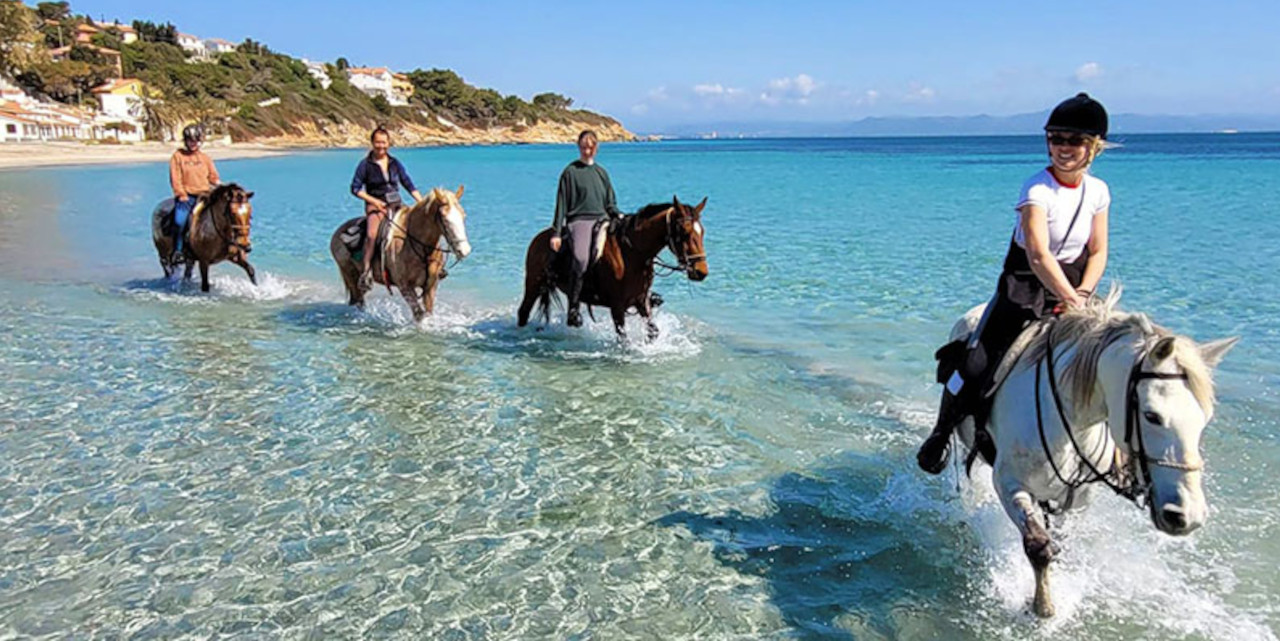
[329,186,471,322]
[151,183,256,292]
[945,286,1237,617]
[518,196,708,339]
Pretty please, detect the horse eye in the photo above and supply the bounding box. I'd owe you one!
[1142,411,1163,426]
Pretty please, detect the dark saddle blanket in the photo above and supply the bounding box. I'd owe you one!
[338,215,396,274]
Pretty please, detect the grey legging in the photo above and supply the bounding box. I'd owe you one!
[565,218,600,279]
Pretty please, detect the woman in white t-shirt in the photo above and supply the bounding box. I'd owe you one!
[918,93,1112,474]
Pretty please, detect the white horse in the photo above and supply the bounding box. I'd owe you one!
[946,285,1237,618]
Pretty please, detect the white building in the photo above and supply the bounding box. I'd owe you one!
[347,67,409,106]
[301,59,331,90]
[176,32,207,58]
[91,78,147,142]
[205,38,236,55]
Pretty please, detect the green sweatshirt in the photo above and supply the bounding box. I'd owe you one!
[553,160,624,234]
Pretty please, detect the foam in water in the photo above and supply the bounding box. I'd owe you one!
[949,466,1274,638]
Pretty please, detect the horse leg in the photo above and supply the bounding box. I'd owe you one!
[997,484,1056,617]
[232,254,257,286]
[422,275,440,317]
[611,305,628,341]
[199,260,211,293]
[183,261,194,282]
[637,297,659,342]
[402,287,426,322]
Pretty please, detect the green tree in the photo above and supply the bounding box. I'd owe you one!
[532,92,572,110]
[34,2,70,21]
[334,57,348,70]
[0,1,43,77]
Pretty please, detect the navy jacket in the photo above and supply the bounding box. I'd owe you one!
[351,154,416,200]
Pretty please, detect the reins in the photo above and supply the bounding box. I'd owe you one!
[380,201,458,289]
[1034,321,1197,513]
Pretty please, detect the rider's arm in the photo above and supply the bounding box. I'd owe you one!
[1020,204,1085,308]
[351,160,385,210]
[1077,208,1109,297]
[601,167,624,218]
[395,159,419,202]
[553,170,570,235]
[169,153,187,200]
[205,153,220,186]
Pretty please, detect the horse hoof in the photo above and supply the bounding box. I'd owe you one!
[1034,600,1056,618]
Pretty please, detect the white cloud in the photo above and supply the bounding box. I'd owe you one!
[647,86,670,102]
[904,83,936,102]
[855,89,880,106]
[631,103,650,115]
[1074,62,1102,83]
[693,83,730,96]
[759,73,820,106]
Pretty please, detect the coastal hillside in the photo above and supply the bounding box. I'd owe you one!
[1,1,633,145]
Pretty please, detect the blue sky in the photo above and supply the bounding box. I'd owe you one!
[70,1,1280,130]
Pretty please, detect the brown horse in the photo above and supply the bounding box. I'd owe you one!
[329,186,471,322]
[518,195,708,339]
[151,183,256,292]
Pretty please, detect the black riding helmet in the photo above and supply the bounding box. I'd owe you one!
[1044,92,1108,139]
[182,124,204,143]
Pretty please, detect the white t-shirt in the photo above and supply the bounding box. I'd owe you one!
[1012,169,1111,262]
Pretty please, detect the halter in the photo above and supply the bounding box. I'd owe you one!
[209,191,252,252]
[652,207,705,275]
[1035,322,1199,513]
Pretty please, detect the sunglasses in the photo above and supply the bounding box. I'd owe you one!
[1047,134,1088,147]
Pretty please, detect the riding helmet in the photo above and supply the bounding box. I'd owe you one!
[1044,92,1108,139]
[182,124,204,143]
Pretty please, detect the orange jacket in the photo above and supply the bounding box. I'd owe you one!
[169,149,220,199]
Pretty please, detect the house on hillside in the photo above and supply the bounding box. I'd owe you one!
[73,23,98,43]
[348,67,412,106]
[205,38,236,55]
[177,32,207,58]
[0,100,100,141]
[301,59,331,89]
[48,43,123,79]
[391,73,413,106]
[91,78,148,142]
[98,22,138,44]
[0,108,41,142]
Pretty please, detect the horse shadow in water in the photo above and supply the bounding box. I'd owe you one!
[655,464,976,639]
[274,301,403,335]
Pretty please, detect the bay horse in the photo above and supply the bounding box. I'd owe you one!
[518,195,708,340]
[150,183,256,292]
[943,285,1237,617]
[329,186,471,322]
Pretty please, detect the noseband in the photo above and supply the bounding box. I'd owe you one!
[655,207,705,274]
[210,192,252,252]
[1035,323,1200,512]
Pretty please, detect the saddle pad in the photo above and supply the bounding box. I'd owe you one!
[340,220,366,252]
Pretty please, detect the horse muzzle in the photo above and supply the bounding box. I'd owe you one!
[1154,503,1203,536]
[686,260,708,281]
[452,240,471,260]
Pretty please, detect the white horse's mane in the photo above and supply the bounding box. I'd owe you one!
[1021,284,1217,412]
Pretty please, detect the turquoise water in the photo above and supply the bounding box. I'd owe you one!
[0,134,1277,639]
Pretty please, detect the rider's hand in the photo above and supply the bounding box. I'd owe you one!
[375,200,388,213]
[178,195,189,202]
[550,236,562,252]
[1062,290,1087,310]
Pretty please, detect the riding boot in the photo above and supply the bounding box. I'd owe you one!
[917,388,970,474]
[566,273,584,327]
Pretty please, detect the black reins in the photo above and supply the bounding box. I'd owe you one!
[1034,322,1196,513]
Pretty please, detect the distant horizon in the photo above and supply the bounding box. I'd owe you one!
[66,0,1280,133]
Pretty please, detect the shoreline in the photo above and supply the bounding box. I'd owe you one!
[0,141,308,171]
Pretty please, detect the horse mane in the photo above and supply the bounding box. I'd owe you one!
[390,187,458,241]
[1021,284,1217,412]
[634,202,675,219]
[207,182,242,203]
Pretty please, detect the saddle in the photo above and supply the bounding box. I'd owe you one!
[158,197,207,249]
[552,218,613,281]
[934,320,1051,469]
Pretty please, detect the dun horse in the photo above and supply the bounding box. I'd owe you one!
[518,195,708,339]
[151,183,256,292]
[944,286,1237,617]
[329,186,471,321]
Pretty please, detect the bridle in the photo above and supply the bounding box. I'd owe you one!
[653,206,705,275]
[1035,322,1201,513]
[209,190,252,253]
[381,199,462,285]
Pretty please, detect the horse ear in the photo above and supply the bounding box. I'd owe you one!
[455,185,464,199]
[693,197,707,216]
[246,191,255,199]
[672,194,681,209]
[1198,336,1239,368]
[1151,336,1177,362]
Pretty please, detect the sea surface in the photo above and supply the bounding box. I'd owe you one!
[1,134,1277,639]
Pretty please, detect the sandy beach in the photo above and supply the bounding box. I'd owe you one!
[0,141,301,171]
